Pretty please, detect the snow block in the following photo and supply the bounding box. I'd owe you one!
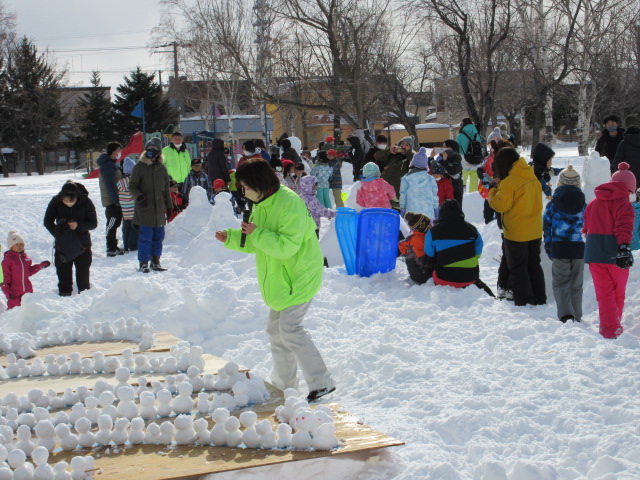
[355,208,400,278]
[335,207,359,275]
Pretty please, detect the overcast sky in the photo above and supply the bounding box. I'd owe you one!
[6,0,170,96]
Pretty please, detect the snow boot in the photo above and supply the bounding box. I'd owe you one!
[150,256,167,272]
[139,262,150,273]
[307,386,336,402]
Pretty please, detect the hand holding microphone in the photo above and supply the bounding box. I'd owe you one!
[240,204,254,248]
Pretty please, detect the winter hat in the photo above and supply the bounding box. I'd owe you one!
[145,138,162,151]
[557,165,581,187]
[191,157,203,166]
[443,139,461,153]
[169,180,179,188]
[611,162,637,192]
[531,143,555,168]
[443,148,457,160]
[410,147,429,169]
[398,136,415,150]
[316,151,329,163]
[362,162,381,179]
[281,159,294,172]
[212,179,226,190]
[438,199,464,222]
[327,149,338,157]
[6,230,25,249]
[487,127,502,143]
[404,212,430,234]
[123,157,136,175]
[324,136,335,143]
[430,161,447,176]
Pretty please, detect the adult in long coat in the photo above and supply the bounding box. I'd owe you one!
[612,125,640,183]
[207,138,231,186]
[129,139,173,273]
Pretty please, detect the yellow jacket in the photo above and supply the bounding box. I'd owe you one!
[488,157,543,242]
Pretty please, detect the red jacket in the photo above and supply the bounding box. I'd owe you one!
[1,251,45,309]
[168,191,186,222]
[434,176,454,205]
[478,154,495,199]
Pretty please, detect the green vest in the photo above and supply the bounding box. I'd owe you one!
[162,145,191,184]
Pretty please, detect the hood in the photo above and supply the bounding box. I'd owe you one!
[212,138,225,151]
[444,139,461,153]
[398,135,416,150]
[347,136,361,148]
[97,153,113,167]
[353,128,371,154]
[531,143,555,168]
[139,153,165,166]
[3,250,25,261]
[299,175,316,195]
[437,199,464,222]
[507,157,537,180]
[624,133,640,148]
[552,185,585,214]
[594,180,630,201]
[360,177,387,190]
[460,123,478,138]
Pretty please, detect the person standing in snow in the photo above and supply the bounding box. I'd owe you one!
[97,141,124,257]
[43,181,97,297]
[215,159,336,402]
[488,147,546,306]
[530,143,562,199]
[381,137,413,202]
[399,147,439,219]
[347,134,365,182]
[162,131,191,184]
[583,162,636,339]
[612,125,640,183]
[129,139,173,273]
[310,151,333,208]
[430,140,464,207]
[117,157,139,253]
[356,162,397,209]
[327,149,344,207]
[543,166,586,323]
[299,175,336,236]
[595,114,625,171]
[1,231,50,309]
[207,138,231,187]
[456,118,482,194]
[181,158,212,204]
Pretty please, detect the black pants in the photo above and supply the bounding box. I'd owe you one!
[231,191,246,214]
[452,178,464,207]
[406,258,431,284]
[497,235,511,291]
[55,248,92,295]
[503,238,546,306]
[483,199,496,224]
[105,205,123,251]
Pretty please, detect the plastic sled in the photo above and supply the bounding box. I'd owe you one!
[356,208,400,277]
[335,207,359,275]
[319,217,344,268]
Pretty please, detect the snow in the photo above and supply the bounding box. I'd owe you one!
[1,144,639,479]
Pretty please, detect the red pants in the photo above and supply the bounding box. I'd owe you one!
[589,263,628,339]
[433,272,474,288]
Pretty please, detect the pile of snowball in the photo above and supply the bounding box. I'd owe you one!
[0,318,155,360]
[0,448,96,480]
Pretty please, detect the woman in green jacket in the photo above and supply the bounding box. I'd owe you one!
[215,159,335,402]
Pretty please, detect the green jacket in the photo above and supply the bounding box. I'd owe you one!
[224,186,324,311]
[129,156,173,228]
[162,144,191,184]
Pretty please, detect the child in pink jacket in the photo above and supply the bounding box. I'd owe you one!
[1,231,50,309]
[356,162,397,209]
[582,162,636,339]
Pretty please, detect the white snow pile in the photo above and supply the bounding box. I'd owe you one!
[0,146,639,479]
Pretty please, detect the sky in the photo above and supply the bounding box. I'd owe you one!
[5,0,171,96]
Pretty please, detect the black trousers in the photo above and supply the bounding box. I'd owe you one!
[406,258,431,284]
[451,178,464,207]
[105,204,123,251]
[503,238,546,306]
[497,235,511,291]
[55,248,92,295]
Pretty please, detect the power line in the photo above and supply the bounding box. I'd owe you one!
[38,30,144,42]
[47,46,149,53]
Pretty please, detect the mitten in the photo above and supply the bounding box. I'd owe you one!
[137,196,148,208]
[40,261,51,268]
[615,244,633,269]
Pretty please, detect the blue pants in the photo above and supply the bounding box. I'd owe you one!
[138,226,165,263]
[122,220,139,251]
[316,188,331,208]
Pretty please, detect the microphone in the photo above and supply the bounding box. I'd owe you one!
[240,204,252,248]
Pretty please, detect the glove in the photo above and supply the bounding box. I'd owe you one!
[615,244,633,269]
[40,261,51,268]
[137,196,148,208]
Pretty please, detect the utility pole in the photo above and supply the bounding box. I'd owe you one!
[254,0,272,144]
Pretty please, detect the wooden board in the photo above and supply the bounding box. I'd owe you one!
[0,331,182,368]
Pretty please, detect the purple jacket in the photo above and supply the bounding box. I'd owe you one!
[299,176,336,228]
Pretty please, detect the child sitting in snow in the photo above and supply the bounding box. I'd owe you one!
[299,176,336,237]
[168,180,186,223]
[1,231,50,309]
[356,162,397,209]
[310,152,334,208]
[543,165,586,323]
[398,212,432,284]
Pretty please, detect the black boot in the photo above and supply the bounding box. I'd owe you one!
[150,256,167,272]
[139,261,150,273]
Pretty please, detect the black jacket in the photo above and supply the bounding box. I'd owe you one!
[44,183,98,258]
[207,138,231,184]
[347,136,365,181]
[281,147,301,165]
[595,127,625,167]
[612,132,640,183]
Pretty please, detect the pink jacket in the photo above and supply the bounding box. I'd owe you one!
[356,178,397,209]
[1,251,45,309]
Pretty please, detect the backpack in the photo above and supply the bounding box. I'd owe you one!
[460,130,485,165]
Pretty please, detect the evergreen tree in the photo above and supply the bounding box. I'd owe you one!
[78,71,116,151]
[1,37,64,175]
[112,67,178,142]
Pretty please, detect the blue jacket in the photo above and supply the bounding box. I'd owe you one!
[631,203,640,250]
[399,168,439,218]
[543,185,586,259]
[310,162,333,189]
[182,170,212,202]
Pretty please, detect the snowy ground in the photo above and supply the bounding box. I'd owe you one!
[1,144,639,480]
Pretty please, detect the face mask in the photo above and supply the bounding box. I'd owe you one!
[630,193,636,203]
[377,144,387,149]
[116,152,122,160]
[289,172,296,177]
[276,166,282,172]
[607,125,618,133]
[145,149,159,159]
[173,143,182,149]
[243,150,252,157]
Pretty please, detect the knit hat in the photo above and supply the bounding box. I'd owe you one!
[212,179,226,190]
[145,138,162,151]
[611,162,637,192]
[7,230,25,249]
[316,151,329,163]
[404,212,430,234]
[531,143,555,168]
[123,157,136,175]
[410,147,429,169]
[557,165,581,187]
[430,161,446,176]
[487,127,502,143]
[362,162,381,179]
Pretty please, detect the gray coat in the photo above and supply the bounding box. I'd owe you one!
[129,155,173,228]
